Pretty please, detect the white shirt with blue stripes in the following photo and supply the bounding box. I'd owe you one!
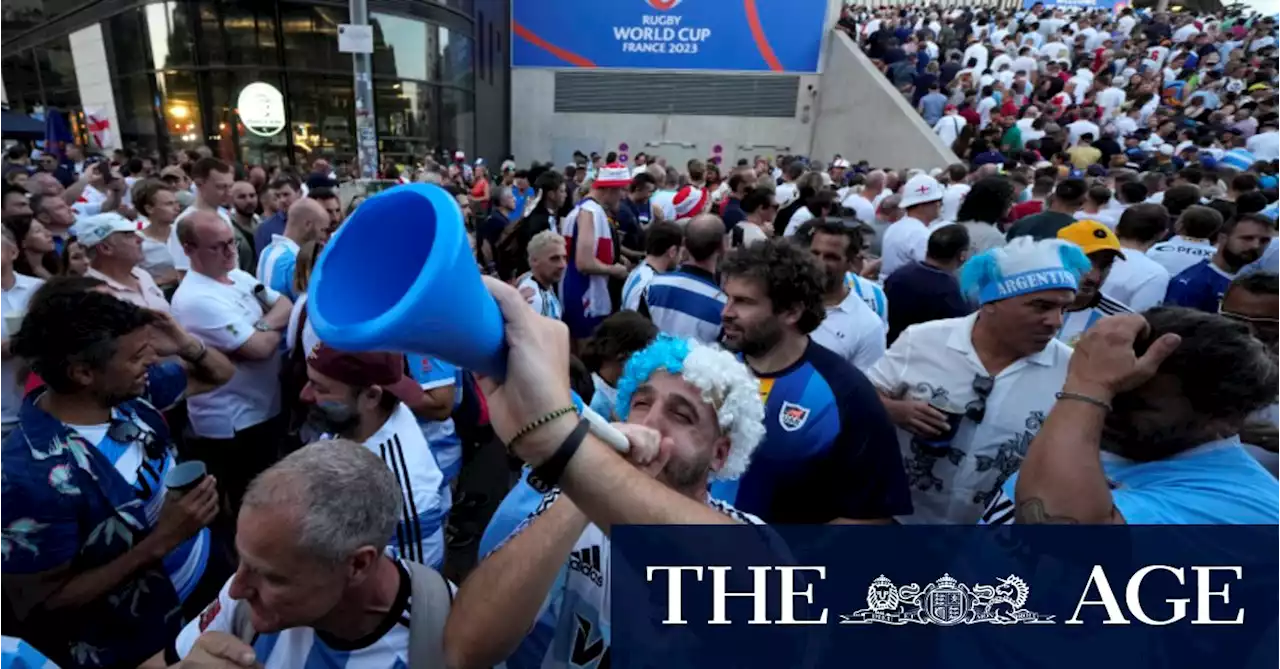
[256,234,300,300]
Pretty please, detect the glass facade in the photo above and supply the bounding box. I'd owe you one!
[3,0,479,170]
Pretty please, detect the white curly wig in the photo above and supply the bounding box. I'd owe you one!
[614,334,766,481]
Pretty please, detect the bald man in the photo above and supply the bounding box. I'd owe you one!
[256,198,329,299]
[172,212,293,517]
[228,181,261,271]
[842,170,885,224]
[639,213,728,343]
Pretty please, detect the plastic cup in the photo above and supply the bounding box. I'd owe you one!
[165,460,207,493]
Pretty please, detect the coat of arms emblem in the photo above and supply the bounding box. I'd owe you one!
[840,574,1055,626]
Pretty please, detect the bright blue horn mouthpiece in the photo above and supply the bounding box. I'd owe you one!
[308,183,508,379]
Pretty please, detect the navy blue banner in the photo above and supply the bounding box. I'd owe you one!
[612,525,1278,668]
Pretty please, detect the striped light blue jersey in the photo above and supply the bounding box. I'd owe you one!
[640,265,726,344]
[845,272,888,326]
[75,402,210,602]
[329,403,447,568]
[406,354,465,484]
[621,260,657,311]
[1222,147,1256,171]
[256,234,300,300]
[172,559,416,668]
[518,273,563,320]
[495,490,762,669]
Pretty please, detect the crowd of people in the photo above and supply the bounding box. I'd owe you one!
[0,3,1278,669]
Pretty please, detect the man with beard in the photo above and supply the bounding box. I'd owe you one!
[982,309,1279,525]
[3,288,232,667]
[868,237,1087,524]
[300,345,448,569]
[714,239,909,524]
[517,230,567,319]
[1220,272,1279,476]
[1053,220,1132,346]
[227,181,260,271]
[800,219,887,372]
[445,334,766,669]
[1165,213,1274,314]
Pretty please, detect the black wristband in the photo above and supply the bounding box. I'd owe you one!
[528,418,591,494]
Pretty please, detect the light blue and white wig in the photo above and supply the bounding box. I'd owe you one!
[960,236,1093,306]
[614,335,765,481]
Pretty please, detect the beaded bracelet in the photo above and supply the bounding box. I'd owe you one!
[507,405,577,451]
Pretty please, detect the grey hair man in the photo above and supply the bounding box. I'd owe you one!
[149,439,452,667]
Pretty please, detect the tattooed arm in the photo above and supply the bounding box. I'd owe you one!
[1013,390,1122,525]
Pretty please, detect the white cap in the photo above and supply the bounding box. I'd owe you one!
[454,150,465,160]
[899,174,944,209]
[74,213,140,248]
[1159,144,1175,156]
[832,158,851,169]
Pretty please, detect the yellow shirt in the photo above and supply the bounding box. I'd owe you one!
[1067,145,1102,169]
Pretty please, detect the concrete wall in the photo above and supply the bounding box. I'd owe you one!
[68,23,120,151]
[510,69,821,168]
[811,30,958,170]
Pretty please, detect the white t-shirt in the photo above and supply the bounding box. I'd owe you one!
[934,114,967,147]
[171,269,282,438]
[1146,235,1216,278]
[1039,41,1070,61]
[810,287,887,373]
[865,313,1073,525]
[650,189,678,221]
[940,184,970,222]
[878,216,931,281]
[1096,87,1127,121]
[783,206,815,237]
[1,274,44,426]
[775,182,799,208]
[139,234,176,280]
[1172,23,1200,43]
[1102,247,1171,313]
[1066,119,1102,146]
[962,43,989,74]
[1246,131,1279,162]
[168,205,234,271]
[842,192,877,225]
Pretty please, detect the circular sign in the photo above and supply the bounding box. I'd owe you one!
[237,82,286,137]
[619,153,629,163]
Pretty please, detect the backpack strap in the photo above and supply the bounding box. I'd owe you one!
[731,224,745,248]
[406,560,452,669]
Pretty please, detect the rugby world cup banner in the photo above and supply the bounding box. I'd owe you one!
[611,525,1278,668]
[511,0,828,72]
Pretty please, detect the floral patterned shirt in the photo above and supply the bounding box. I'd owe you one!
[1,364,188,668]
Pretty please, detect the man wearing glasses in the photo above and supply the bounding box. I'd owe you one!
[1221,272,1280,476]
[867,237,1088,524]
[172,210,293,524]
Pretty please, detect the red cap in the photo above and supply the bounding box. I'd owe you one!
[306,345,422,403]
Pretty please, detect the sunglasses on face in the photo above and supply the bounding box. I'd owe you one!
[1219,306,1280,336]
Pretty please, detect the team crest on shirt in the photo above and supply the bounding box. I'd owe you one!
[778,401,810,432]
[198,598,221,632]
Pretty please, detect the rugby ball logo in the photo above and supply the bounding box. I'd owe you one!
[647,0,682,10]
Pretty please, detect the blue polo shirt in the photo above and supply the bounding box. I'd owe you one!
[1,363,197,669]
[1164,259,1233,314]
[710,341,912,523]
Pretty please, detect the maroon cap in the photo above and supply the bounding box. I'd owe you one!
[306,344,421,403]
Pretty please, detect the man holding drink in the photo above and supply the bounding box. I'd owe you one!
[867,237,1089,525]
